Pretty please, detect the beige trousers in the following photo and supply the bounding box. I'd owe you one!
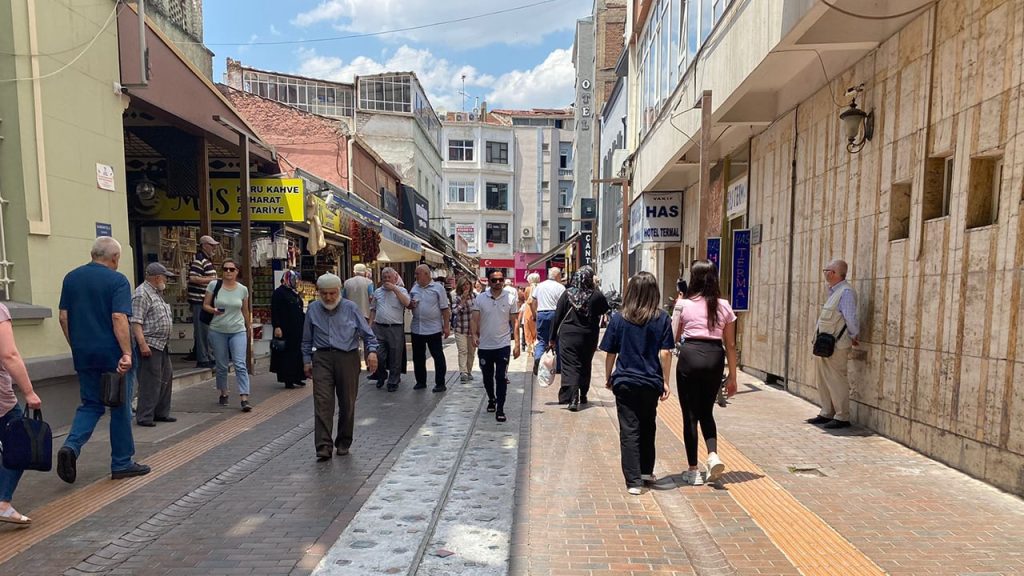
[455,333,476,374]
[815,348,850,421]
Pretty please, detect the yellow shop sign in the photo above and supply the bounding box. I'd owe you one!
[140,179,305,222]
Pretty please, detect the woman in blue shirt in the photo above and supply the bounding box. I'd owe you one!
[599,272,675,495]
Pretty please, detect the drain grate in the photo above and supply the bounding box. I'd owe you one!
[788,466,827,477]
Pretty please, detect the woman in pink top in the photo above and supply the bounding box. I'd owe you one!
[673,260,738,486]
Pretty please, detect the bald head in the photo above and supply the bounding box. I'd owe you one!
[91,236,122,270]
[824,259,848,287]
[415,264,432,287]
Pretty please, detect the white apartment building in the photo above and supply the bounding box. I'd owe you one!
[441,111,516,278]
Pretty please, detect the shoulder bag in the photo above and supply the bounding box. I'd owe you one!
[198,280,224,325]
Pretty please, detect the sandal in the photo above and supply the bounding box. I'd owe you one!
[0,506,31,525]
[495,412,507,423]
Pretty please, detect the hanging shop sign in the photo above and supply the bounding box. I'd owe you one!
[455,224,478,255]
[731,229,751,311]
[578,230,594,268]
[141,178,305,222]
[628,192,683,250]
[726,176,748,219]
[380,186,401,218]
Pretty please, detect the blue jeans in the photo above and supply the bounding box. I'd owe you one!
[192,303,212,364]
[209,330,250,395]
[534,311,561,371]
[0,404,25,502]
[64,369,136,472]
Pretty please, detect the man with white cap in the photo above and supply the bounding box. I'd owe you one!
[188,235,220,368]
[132,262,178,427]
[302,273,379,461]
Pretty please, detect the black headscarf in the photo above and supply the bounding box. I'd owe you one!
[567,266,596,317]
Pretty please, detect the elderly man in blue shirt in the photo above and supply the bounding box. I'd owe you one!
[302,273,379,461]
[806,259,859,430]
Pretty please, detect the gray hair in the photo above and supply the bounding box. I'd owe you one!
[316,273,342,290]
[91,236,122,261]
[829,259,849,279]
[548,267,562,280]
[527,272,540,285]
[381,267,397,279]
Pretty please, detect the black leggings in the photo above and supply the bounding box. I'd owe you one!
[676,339,726,466]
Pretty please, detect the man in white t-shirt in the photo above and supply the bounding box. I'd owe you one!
[471,269,521,422]
[528,267,566,374]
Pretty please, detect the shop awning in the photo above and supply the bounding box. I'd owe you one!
[422,244,445,264]
[527,233,580,269]
[117,6,274,161]
[377,222,423,263]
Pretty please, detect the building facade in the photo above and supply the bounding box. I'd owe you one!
[622,0,1024,495]
[441,111,516,278]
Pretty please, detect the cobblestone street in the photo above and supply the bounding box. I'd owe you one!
[2,343,1024,575]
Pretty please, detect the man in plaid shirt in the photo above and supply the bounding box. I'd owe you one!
[131,263,178,427]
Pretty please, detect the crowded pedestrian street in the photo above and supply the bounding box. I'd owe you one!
[2,343,1022,575]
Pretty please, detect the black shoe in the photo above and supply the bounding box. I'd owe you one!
[413,383,427,390]
[137,421,156,427]
[387,384,398,392]
[805,415,832,425]
[295,381,307,387]
[579,396,588,404]
[57,447,77,484]
[824,419,851,430]
[432,385,447,393]
[197,361,215,369]
[495,411,507,422]
[241,400,252,412]
[111,462,151,480]
[285,383,296,389]
[376,379,385,389]
[568,399,579,412]
[316,453,332,462]
[532,358,539,375]
[154,416,177,423]
[218,395,229,406]
[486,399,496,413]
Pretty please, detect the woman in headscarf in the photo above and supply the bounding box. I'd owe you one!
[522,272,540,354]
[270,269,306,389]
[550,266,609,410]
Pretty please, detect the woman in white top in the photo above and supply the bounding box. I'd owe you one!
[673,260,738,486]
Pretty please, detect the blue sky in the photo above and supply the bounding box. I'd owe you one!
[203,0,593,111]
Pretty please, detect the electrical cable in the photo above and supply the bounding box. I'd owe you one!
[771,47,845,108]
[191,0,562,47]
[820,0,936,21]
[0,1,121,83]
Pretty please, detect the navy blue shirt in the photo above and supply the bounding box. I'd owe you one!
[599,311,674,391]
[59,262,133,371]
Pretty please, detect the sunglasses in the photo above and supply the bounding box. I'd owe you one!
[489,278,504,283]
[223,267,237,272]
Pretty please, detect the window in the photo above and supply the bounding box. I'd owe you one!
[486,141,509,164]
[541,181,550,191]
[241,70,354,117]
[358,75,412,113]
[486,223,509,244]
[889,182,912,241]
[559,222,569,242]
[448,181,476,204]
[542,143,550,151]
[485,183,509,211]
[559,186,571,208]
[448,140,474,162]
[966,156,1002,229]
[924,156,954,220]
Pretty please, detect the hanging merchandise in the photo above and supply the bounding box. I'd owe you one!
[306,195,326,255]
[272,232,290,260]
[350,220,362,260]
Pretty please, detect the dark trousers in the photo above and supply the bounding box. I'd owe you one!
[614,385,660,488]
[478,346,511,411]
[557,333,597,404]
[373,324,405,387]
[136,347,173,424]
[411,332,447,388]
[676,340,726,466]
[312,349,360,455]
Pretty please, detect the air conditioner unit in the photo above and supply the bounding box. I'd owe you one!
[455,113,464,121]
[521,227,533,238]
[467,112,477,121]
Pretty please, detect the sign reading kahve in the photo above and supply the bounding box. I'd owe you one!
[628,192,682,250]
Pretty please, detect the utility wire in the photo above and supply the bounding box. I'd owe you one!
[192,0,562,47]
[820,0,935,20]
[0,1,121,83]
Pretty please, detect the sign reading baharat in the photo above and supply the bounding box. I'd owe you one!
[133,178,306,222]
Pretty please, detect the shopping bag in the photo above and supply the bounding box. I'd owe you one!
[537,351,556,387]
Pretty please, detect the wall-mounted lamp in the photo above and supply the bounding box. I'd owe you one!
[840,91,874,153]
[135,175,156,201]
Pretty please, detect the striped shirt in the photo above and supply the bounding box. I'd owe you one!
[187,254,216,304]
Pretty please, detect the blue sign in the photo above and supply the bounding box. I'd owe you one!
[96,222,112,238]
[732,229,751,311]
[382,224,422,252]
[706,237,721,271]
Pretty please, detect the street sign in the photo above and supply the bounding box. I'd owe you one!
[706,237,721,271]
[732,229,751,311]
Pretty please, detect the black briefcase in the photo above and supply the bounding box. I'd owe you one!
[0,408,53,472]
[101,372,126,408]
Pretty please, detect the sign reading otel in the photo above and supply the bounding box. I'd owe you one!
[146,178,305,222]
[629,192,682,251]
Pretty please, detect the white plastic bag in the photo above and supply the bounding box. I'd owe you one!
[537,351,556,387]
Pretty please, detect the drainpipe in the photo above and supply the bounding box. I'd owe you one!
[782,108,798,391]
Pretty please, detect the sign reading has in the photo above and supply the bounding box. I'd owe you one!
[628,192,683,250]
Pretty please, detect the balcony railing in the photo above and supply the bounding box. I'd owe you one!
[558,168,573,177]
[558,206,572,214]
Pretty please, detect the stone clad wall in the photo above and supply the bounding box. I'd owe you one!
[741,0,1024,495]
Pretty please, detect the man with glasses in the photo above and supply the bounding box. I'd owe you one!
[370,267,411,392]
[806,259,859,430]
[471,271,521,422]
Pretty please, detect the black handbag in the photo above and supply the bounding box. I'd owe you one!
[812,325,846,358]
[101,372,126,408]
[198,280,224,325]
[270,338,287,353]
[1,408,53,472]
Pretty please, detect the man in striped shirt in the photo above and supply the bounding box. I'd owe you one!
[188,235,220,368]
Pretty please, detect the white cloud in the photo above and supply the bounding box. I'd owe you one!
[486,48,575,109]
[269,24,282,36]
[238,34,259,54]
[291,0,590,49]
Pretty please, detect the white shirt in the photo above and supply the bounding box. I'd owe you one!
[473,288,518,350]
[531,279,565,312]
[370,286,409,325]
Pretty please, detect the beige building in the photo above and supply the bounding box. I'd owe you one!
[625,0,1024,495]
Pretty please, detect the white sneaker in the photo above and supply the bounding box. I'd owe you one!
[706,453,725,483]
[681,469,704,486]
[627,486,643,495]
[641,473,657,483]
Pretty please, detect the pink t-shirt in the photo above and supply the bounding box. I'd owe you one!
[675,297,737,340]
[0,304,16,417]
